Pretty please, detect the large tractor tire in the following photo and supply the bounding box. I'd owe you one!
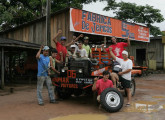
[100,88,124,112]
[125,78,136,97]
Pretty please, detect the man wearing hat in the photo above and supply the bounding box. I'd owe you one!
[109,47,133,106]
[36,45,57,106]
[67,44,77,58]
[53,30,83,62]
[83,36,92,58]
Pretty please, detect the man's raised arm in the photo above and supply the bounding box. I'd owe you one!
[109,47,116,61]
[65,34,83,47]
[53,30,62,44]
[36,45,43,59]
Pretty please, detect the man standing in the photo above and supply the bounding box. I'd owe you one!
[92,71,113,102]
[36,46,57,106]
[49,48,61,77]
[109,47,133,106]
[102,36,130,59]
[101,36,130,87]
[83,36,92,58]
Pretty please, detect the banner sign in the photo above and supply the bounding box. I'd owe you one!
[70,8,150,42]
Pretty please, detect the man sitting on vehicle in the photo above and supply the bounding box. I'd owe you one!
[92,71,113,102]
[83,36,92,58]
[67,45,77,59]
[101,36,130,87]
[76,41,88,58]
[109,47,132,106]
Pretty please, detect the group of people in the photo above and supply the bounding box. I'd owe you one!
[36,30,92,106]
[92,36,132,107]
[36,29,133,107]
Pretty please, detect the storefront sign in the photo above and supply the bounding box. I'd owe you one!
[70,8,150,42]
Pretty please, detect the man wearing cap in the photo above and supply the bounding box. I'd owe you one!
[83,36,92,58]
[53,30,83,62]
[36,46,57,106]
[109,47,133,106]
[67,45,77,58]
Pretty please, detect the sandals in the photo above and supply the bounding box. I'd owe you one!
[125,103,131,107]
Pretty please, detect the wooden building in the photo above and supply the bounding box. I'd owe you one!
[0,7,164,88]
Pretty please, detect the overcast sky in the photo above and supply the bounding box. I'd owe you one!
[83,0,165,31]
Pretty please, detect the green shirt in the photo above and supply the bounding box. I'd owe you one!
[82,44,91,57]
[49,56,56,75]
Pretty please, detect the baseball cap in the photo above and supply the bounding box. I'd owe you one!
[60,36,66,40]
[43,46,49,50]
[122,50,128,56]
[84,36,89,40]
[70,45,76,48]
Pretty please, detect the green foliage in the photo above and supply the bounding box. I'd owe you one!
[103,1,165,36]
[0,0,97,32]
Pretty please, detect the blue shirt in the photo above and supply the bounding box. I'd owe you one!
[37,54,50,77]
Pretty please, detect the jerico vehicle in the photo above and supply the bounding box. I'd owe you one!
[52,45,147,112]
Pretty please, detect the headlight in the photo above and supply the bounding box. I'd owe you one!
[61,69,65,72]
[78,69,82,73]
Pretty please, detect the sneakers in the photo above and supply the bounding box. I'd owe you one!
[38,103,44,106]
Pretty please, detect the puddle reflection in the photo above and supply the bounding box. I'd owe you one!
[123,101,165,113]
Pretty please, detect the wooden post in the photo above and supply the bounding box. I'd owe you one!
[1,47,4,89]
[146,43,149,67]
[46,0,51,46]
[104,36,106,46]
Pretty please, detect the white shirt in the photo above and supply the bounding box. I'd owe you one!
[77,48,88,58]
[116,57,133,80]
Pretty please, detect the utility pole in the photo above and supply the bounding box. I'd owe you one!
[46,0,51,46]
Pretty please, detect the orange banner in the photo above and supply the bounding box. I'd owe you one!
[70,8,150,42]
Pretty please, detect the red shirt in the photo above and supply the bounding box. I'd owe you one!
[56,42,67,61]
[106,42,128,59]
[96,79,113,95]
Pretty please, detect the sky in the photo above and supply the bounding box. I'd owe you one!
[83,0,165,31]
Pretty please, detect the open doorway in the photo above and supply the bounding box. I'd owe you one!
[136,49,146,66]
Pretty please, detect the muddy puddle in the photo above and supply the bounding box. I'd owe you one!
[123,95,165,113]
[49,114,108,120]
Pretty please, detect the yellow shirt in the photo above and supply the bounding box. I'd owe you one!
[82,44,91,57]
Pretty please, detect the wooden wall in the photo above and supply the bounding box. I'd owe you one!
[130,39,164,69]
[0,9,73,48]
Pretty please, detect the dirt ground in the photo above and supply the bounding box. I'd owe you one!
[0,74,165,120]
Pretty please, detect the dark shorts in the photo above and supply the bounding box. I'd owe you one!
[119,76,131,88]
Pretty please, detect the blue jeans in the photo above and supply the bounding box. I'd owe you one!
[37,76,55,104]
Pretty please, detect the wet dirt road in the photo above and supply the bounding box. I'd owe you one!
[0,74,165,120]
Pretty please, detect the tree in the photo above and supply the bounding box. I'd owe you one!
[103,0,164,36]
[0,0,97,32]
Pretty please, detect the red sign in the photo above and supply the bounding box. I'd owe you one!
[70,8,150,42]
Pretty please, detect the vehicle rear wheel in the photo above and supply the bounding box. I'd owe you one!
[125,78,136,97]
[100,88,124,112]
